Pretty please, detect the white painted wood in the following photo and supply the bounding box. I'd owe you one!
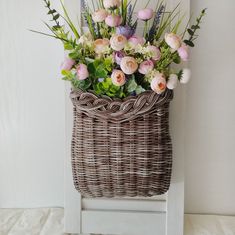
[82,210,166,235]
[82,197,166,212]
[166,0,189,235]
[64,0,188,234]
[64,0,82,233]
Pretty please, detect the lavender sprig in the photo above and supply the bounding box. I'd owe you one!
[147,4,165,43]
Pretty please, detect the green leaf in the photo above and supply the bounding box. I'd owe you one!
[95,69,107,78]
[126,76,138,93]
[72,79,91,91]
[135,86,145,95]
[187,29,194,36]
[191,25,200,30]
[53,14,60,21]
[87,63,96,74]
[48,9,56,14]
[68,52,78,59]
[184,40,195,47]
[64,42,74,50]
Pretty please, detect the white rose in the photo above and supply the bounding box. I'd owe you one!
[165,33,182,50]
[92,9,108,23]
[103,0,121,9]
[93,38,110,54]
[180,68,191,84]
[167,74,178,90]
[110,34,127,51]
[120,56,138,75]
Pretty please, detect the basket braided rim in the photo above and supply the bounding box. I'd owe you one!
[70,89,173,123]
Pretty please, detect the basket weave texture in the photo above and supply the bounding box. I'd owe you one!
[70,89,173,198]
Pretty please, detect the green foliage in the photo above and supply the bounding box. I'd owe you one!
[184,8,207,47]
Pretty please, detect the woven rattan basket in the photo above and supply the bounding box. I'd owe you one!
[70,89,173,198]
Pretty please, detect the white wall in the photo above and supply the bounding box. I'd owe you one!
[0,0,65,208]
[185,0,235,214]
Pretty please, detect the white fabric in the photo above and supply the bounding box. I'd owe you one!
[1,209,235,235]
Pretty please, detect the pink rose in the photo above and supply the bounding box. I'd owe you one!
[128,35,145,47]
[177,43,189,61]
[138,60,154,75]
[146,46,161,61]
[105,14,122,27]
[61,57,75,71]
[93,38,110,54]
[120,56,138,75]
[111,70,126,86]
[137,8,154,21]
[110,34,127,51]
[103,0,121,9]
[167,74,178,90]
[76,64,89,80]
[151,72,167,94]
[165,33,182,50]
[92,9,108,23]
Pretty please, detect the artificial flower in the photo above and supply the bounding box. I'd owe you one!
[61,57,75,71]
[110,34,127,51]
[111,70,126,86]
[114,51,125,65]
[138,60,154,75]
[146,45,161,61]
[167,74,178,89]
[103,0,121,9]
[165,33,182,50]
[178,43,189,61]
[116,25,135,39]
[180,68,191,84]
[105,14,122,27]
[93,38,110,54]
[137,9,154,21]
[120,56,138,75]
[92,9,108,23]
[76,64,89,80]
[128,35,146,47]
[151,72,167,94]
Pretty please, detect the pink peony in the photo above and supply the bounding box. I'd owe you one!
[167,74,178,90]
[178,43,189,61]
[128,35,145,47]
[92,9,108,23]
[111,70,126,86]
[165,33,182,50]
[146,45,161,61]
[138,60,154,75]
[110,34,127,51]
[137,8,154,21]
[105,14,122,27]
[61,57,75,71]
[151,72,167,94]
[93,38,110,54]
[120,56,138,75]
[76,64,89,80]
[103,0,121,9]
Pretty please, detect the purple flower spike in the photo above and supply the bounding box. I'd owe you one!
[116,25,135,39]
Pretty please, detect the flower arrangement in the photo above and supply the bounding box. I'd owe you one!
[33,0,206,98]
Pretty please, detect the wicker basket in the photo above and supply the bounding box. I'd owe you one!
[70,89,173,198]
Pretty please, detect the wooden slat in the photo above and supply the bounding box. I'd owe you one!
[81,210,166,235]
[82,197,166,212]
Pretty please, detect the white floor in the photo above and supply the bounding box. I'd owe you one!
[0,208,235,235]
